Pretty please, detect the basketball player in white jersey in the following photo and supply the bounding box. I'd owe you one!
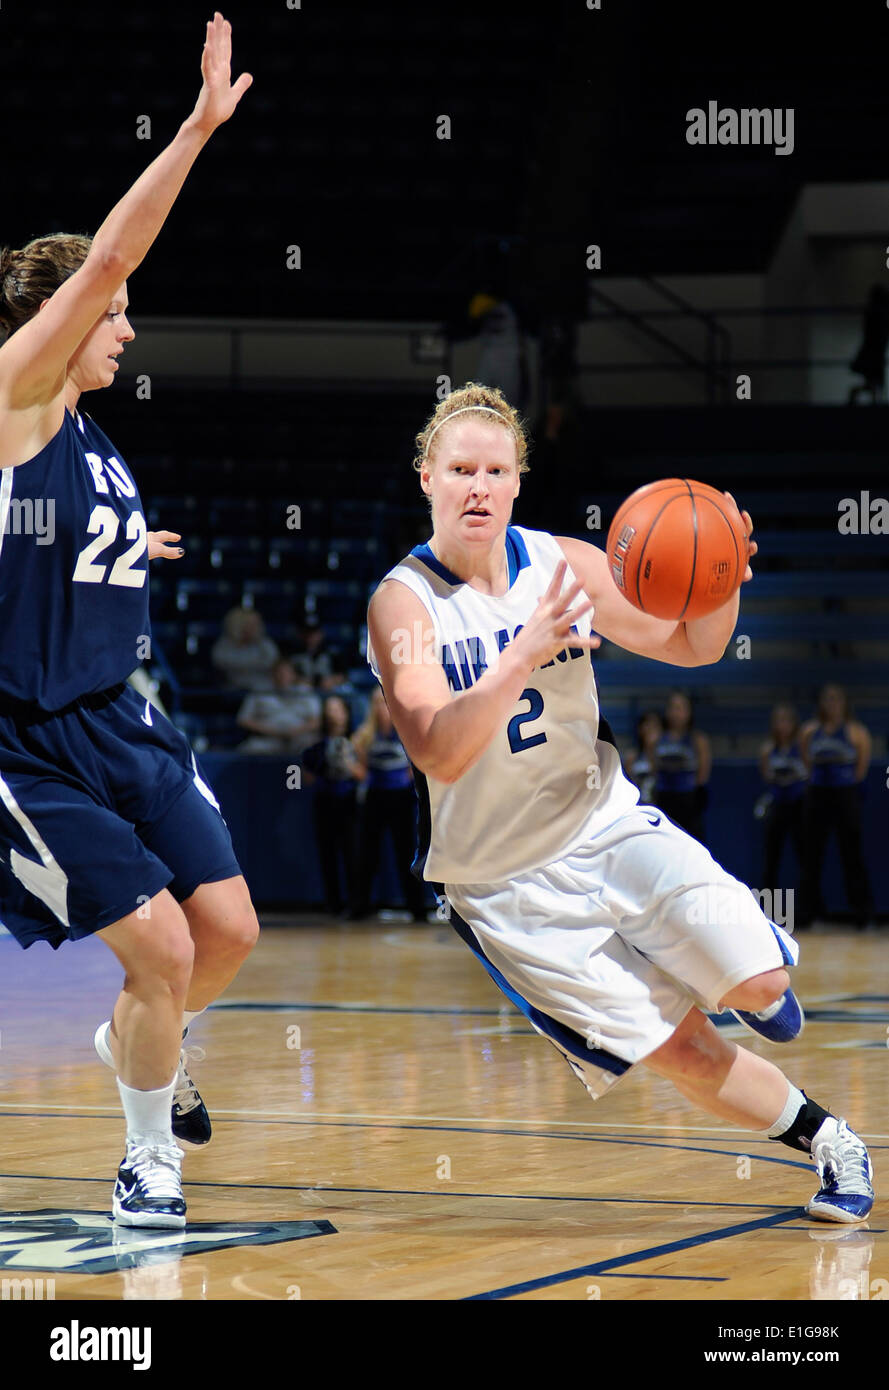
[367,382,873,1222]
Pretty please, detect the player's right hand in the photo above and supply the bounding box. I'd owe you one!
[189,13,253,135]
[513,560,600,670]
[147,530,184,561]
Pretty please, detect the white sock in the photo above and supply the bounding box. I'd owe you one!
[182,1009,204,1034]
[117,1075,176,1146]
[766,1081,805,1138]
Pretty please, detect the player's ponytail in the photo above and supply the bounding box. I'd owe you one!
[0,246,21,338]
[0,233,93,338]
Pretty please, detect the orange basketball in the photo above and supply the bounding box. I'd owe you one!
[606,479,749,621]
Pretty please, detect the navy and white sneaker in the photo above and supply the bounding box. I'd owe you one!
[730,989,805,1043]
[171,1034,212,1147]
[806,1118,874,1223]
[113,1140,186,1229]
[94,1022,212,1147]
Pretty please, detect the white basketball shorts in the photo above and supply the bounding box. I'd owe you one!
[444,804,799,1101]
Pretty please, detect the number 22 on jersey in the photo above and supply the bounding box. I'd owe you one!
[72,448,147,587]
[72,506,147,587]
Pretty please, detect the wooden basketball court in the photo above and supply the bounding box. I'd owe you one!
[0,920,885,1302]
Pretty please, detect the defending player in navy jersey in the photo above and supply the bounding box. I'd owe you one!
[367,382,873,1223]
[0,15,255,1228]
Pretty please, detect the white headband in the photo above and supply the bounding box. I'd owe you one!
[424,405,515,452]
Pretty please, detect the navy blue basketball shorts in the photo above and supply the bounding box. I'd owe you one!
[0,682,242,949]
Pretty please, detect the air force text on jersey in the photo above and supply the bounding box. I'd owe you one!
[389,618,587,691]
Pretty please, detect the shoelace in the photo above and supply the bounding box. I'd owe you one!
[814,1121,871,1193]
[125,1143,183,1200]
[172,1045,206,1115]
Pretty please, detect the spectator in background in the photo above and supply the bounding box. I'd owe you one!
[540,314,578,447]
[301,695,366,917]
[351,688,427,922]
[212,605,280,691]
[654,690,711,844]
[468,292,528,413]
[318,661,355,697]
[236,657,321,754]
[848,284,889,405]
[293,618,336,686]
[519,314,579,533]
[758,702,808,908]
[624,709,663,807]
[798,684,874,929]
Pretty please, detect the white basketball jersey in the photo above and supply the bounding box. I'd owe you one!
[367,525,639,885]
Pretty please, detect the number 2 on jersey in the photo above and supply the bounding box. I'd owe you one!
[72,505,147,587]
[507,687,547,753]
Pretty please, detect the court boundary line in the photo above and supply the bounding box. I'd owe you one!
[206,999,889,1025]
[0,1101,886,1141]
[464,1209,802,1299]
[0,1171,812,1208]
[0,1125,821,1171]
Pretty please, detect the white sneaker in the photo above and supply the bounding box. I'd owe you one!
[112,1139,186,1229]
[806,1117,874,1223]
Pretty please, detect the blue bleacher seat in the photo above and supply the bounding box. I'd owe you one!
[743,572,889,600]
[594,658,887,689]
[241,578,302,623]
[146,494,200,529]
[174,578,238,621]
[206,536,265,573]
[733,612,889,642]
[268,536,325,575]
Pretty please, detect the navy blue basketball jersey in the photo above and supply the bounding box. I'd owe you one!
[366,731,413,792]
[809,724,858,788]
[0,407,150,711]
[655,731,698,794]
[766,741,807,802]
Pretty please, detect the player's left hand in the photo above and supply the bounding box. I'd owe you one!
[148,530,185,561]
[724,492,757,581]
[189,14,253,135]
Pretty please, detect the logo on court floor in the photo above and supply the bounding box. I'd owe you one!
[0,1210,336,1276]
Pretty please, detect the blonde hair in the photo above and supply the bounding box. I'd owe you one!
[412,382,529,476]
[353,687,388,756]
[221,605,267,642]
[0,233,93,339]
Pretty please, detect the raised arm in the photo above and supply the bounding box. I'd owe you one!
[368,563,598,786]
[0,13,251,413]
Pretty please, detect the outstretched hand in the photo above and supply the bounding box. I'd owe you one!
[147,530,184,562]
[514,560,600,670]
[189,13,253,135]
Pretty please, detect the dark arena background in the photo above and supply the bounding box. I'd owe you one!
[0,0,888,1350]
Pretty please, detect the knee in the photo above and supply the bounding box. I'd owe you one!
[186,894,260,959]
[129,914,195,997]
[223,906,260,957]
[721,967,789,1013]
